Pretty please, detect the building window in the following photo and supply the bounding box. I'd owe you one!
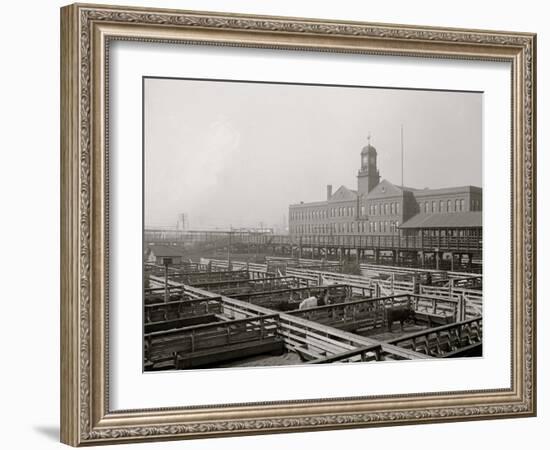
[391,203,395,215]
[440,200,444,212]
[432,201,437,213]
[455,199,460,212]
[460,199,465,211]
[396,203,400,214]
[447,200,452,212]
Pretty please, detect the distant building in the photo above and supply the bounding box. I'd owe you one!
[288,138,482,240]
[146,245,185,265]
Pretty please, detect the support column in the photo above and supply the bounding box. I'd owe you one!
[435,251,441,271]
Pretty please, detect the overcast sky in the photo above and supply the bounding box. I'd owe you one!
[144,78,482,229]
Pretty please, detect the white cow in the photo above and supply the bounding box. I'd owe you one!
[298,296,319,310]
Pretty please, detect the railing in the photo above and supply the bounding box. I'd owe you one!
[286,268,375,295]
[183,284,432,361]
[144,261,210,275]
[287,292,475,329]
[387,316,482,357]
[290,234,482,251]
[190,260,481,317]
[231,284,353,309]
[307,344,384,363]
[144,296,223,323]
[287,294,411,329]
[202,259,268,274]
[144,313,280,365]
[190,276,306,294]
[145,230,482,252]
[171,269,251,285]
[417,286,482,318]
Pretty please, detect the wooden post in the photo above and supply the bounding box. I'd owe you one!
[164,262,169,303]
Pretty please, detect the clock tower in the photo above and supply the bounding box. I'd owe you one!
[357,135,380,194]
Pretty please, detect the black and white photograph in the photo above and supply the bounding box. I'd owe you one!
[143,78,483,371]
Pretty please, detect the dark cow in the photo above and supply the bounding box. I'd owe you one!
[386,306,415,332]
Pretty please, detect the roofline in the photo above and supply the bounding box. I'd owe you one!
[413,185,482,196]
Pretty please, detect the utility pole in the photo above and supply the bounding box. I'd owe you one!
[401,124,404,189]
[162,257,172,303]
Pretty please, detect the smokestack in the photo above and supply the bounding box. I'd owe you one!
[327,184,333,200]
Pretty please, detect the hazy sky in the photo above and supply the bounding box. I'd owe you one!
[144,78,482,229]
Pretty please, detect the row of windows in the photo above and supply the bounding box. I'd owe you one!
[368,202,400,216]
[290,197,482,221]
[289,206,357,221]
[291,220,400,234]
[419,198,481,214]
[421,199,464,214]
[290,201,402,221]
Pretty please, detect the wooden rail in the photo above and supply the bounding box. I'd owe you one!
[144,230,482,252]
[181,284,433,361]
[147,277,436,363]
[387,316,482,357]
[307,344,384,364]
[160,260,481,318]
[144,296,223,323]
[230,284,353,310]
[172,269,251,285]
[144,313,280,367]
[191,276,307,294]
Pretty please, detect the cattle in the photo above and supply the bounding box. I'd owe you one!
[386,305,415,332]
[299,296,320,310]
[276,300,298,312]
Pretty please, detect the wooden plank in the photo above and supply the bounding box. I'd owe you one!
[175,339,284,369]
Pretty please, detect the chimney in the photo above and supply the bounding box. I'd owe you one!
[326,184,333,200]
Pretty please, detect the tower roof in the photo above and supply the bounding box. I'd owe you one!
[361,144,377,155]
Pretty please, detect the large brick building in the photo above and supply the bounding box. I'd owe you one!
[288,139,482,239]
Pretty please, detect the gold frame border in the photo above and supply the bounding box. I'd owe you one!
[60,3,536,446]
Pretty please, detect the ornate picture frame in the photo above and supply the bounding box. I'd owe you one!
[60,3,536,446]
